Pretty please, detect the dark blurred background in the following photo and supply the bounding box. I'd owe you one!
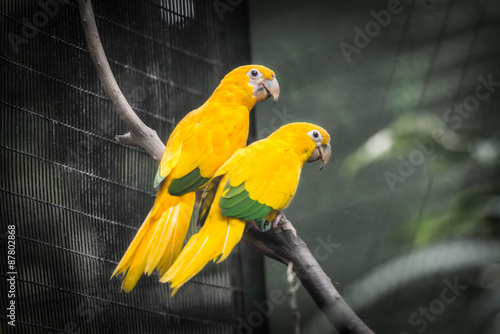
[1,0,500,333]
[248,1,500,333]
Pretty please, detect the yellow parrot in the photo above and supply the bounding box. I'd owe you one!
[160,122,331,295]
[111,65,279,292]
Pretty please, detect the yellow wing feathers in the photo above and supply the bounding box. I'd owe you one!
[161,123,331,294]
[218,139,301,210]
[112,65,278,292]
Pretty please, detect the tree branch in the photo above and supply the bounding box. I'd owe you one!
[78,1,373,333]
[78,0,165,163]
[243,219,374,333]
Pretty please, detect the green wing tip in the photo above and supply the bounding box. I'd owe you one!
[154,169,165,188]
[223,182,246,198]
[220,183,273,220]
[169,168,210,196]
[245,204,272,221]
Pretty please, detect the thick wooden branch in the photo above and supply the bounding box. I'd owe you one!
[78,0,165,163]
[78,1,373,333]
[243,219,374,334]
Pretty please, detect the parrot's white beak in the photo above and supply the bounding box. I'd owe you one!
[307,143,332,171]
[254,77,280,103]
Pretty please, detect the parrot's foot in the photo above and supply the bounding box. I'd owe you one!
[247,212,286,232]
[270,211,285,229]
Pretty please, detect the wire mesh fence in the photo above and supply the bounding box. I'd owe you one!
[1,0,246,333]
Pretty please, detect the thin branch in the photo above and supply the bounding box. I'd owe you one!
[78,1,374,333]
[78,0,165,163]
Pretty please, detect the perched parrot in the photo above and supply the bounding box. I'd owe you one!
[111,65,279,292]
[160,122,331,295]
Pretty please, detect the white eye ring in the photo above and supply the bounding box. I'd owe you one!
[248,69,260,78]
[308,129,322,142]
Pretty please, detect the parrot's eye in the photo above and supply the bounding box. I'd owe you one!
[308,129,323,142]
[248,69,260,78]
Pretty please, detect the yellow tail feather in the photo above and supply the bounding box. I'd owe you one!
[111,190,195,292]
[159,214,245,295]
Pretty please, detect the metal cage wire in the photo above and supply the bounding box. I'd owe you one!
[0,0,246,333]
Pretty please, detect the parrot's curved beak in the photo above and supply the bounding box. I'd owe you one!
[254,77,280,103]
[307,143,332,170]
[264,77,280,103]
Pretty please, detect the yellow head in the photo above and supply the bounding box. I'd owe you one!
[212,65,280,107]
[270,122,332,170]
